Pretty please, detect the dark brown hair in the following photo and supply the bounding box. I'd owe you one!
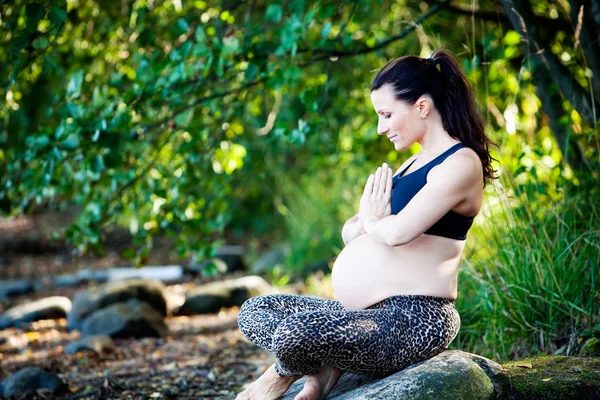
[371,46,498,186]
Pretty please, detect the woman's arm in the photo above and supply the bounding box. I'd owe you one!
[341,214,367,246]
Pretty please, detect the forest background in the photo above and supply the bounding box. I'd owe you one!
[1,0,599,363]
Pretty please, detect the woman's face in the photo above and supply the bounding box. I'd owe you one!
[370,85,424,151]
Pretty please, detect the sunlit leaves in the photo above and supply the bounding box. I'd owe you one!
[265,4,283,23]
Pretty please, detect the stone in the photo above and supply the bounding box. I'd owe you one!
[67,278,167,330]
[0,279,34,299]
[53,273,81,288]
[75,269,109,283]
[282,350,496,400]
[215,245,247,272]
[106,265,184,282]
[0,296,72,329]
[581,337,600,357]
[65,335,116,355]
[81,299,168,339]
[251,244,288,274]
[180,275,272,315]
[0,367,69,398]
[498,355,600,399]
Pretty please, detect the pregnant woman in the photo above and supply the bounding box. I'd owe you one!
[236,46,497,400]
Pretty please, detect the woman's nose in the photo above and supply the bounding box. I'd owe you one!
[377,123,389,135]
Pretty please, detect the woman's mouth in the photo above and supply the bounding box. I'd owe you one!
[389,135,397,141]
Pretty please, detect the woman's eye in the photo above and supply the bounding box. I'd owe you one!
[384,114,391,119]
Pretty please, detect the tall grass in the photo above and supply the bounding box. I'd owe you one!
[455,170,600,361]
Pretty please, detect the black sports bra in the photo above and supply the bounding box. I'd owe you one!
[391,143,475,240]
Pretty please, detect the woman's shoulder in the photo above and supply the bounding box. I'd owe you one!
[434,145,483,186]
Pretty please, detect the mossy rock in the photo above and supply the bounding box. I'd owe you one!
[497,355,600,399]
[581,337,600,357]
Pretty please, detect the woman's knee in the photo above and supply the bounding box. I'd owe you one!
[239,294,275,313]
[271,311,320,356]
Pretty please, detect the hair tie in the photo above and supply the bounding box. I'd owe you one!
[427,57,437,66]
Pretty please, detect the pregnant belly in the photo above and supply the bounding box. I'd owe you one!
[332,234,402,310]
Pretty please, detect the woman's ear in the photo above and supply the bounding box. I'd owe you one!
[415,97,432,119]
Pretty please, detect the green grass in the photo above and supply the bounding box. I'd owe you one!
[454,170,599,361]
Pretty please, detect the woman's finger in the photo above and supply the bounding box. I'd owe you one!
[373,167,381,195]
[378,164,388,197]
[363,174,374,195]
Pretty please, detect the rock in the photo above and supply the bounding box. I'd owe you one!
[81,299,168,339]
[0,367,69,398]
[498,355,600,399]
[251,244,288,274]
[180,275,272,315]
[75,269,109,283]
[107,265,183,282]
[0,279,34,299]
[53,274,81,288]
[188,246,247,275]
[0,296,72,329]
[67,278,167,331]
[283,350,495,400]
[581,337,600,357]
[215,245,247,272]
[187,258,229,276]
[65,335,116,355]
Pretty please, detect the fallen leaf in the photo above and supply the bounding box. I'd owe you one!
[516,363,533,368]
[542,378,552,382]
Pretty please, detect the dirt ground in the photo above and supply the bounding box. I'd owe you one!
[0,284,276,400]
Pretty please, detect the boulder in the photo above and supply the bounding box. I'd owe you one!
[65,335,116,355]
[67,278,167,330]
[581,337,600,356]
[75,269,109,283]
[282,350,498,400]
[81,299,168,339]
[0,296,72,329]
[497,354,600,399]
[52,274,81,288]
[188,245,247,275]
[0,367,69,398]
[106,265,184,282]
[0,280,34,299]
[251,244,288,274]
[180,275,272,315]
[215,245,247,272]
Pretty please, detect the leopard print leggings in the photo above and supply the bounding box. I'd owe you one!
[237,293,460,377]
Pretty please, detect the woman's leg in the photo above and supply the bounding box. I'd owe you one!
[237,293,345,354]
[236,294,345,400]
[239,293,460,377]
[269,295,460,377]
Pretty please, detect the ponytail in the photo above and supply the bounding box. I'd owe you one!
[371,45,498,186]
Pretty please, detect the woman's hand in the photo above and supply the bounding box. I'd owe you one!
[359,163,392,225]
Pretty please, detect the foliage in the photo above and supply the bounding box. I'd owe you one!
[456,169,600,360]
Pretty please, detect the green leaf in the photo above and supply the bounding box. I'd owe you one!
[265,4,283,23]
[49,6,68,25]
[221,36,240,56]
[66,70,84,98]
[504,31,521,46]
[174,108,194,127]
[35,135,50,148]
[32,36,49,50]
[244,63,258,81]
[173,18,189,36]
[62,135,80,150]
[91,155,104,173]
[195,26,206,43]
[321,22,332,38]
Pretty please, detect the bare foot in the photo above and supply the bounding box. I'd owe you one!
[293,365,342,400]
[236,363,303,400]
